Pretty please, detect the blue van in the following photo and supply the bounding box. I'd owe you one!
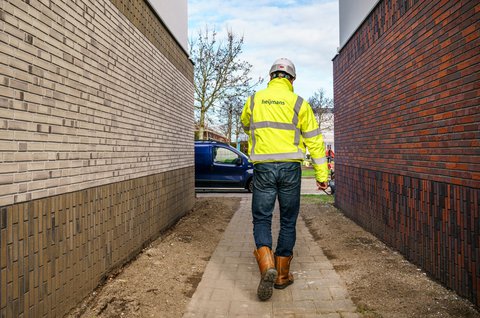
[194,140,254,192]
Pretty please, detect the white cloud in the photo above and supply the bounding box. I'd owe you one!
[188,0,339,99]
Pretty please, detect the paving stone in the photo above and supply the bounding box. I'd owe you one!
[184,196,358,317]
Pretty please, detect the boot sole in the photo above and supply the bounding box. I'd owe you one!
[274,280,293,289]
[257,268,277,301]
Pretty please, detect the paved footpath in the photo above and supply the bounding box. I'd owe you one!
[184,194,359,317]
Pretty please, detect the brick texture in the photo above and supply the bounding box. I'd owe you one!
[0,0,195,316]
[109,0,193,82]
[0,0,194,206]
[333,0,479,307]
[0,168,194,317]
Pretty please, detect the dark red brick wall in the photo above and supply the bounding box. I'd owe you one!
[333,0,479,306]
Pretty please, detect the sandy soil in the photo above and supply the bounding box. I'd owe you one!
[301,196,479,318]
[65,195,480,318]
[65,197,240,318]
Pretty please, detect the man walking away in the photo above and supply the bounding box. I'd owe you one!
[241,58,329,301]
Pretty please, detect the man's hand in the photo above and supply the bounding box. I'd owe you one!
[316,181,328,190]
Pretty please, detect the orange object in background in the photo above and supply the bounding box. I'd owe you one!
[326,146,335,180]
[328,161,335,170]
[326,147,335,162]
[326,146,334,171]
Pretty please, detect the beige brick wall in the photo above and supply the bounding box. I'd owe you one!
[0,0,194,206]
[0,168,195,317]
[1,0,195,316]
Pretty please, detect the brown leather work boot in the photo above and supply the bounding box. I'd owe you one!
[253,246,277,301]
[274,255,294,289]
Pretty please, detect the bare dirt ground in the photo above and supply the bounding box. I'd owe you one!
[301,196,479,318]
[65,197,240,318]
[65,195,480,318]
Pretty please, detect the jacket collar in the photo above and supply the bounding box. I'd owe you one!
[267,78,294,92]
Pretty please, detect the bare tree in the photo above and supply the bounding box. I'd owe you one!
[232,103,244,145]
[217,95,247,143]
[308,89,334,131]
[190,26,260,139]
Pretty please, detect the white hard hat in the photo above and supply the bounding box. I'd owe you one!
[269,58,296,78]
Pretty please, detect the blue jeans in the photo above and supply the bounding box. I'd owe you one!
[252,162,301,257]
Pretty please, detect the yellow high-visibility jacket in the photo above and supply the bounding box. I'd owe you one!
[241,78,328,182]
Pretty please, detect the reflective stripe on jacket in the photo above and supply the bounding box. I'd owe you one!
[241,78,328,182]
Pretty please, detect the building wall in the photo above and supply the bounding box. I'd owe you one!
[0,0,194,316]
[148,0,188,52]
[333,0,479,306]
[320,112,334,150]
[338,0,379,49]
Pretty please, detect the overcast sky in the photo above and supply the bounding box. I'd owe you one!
[188,0,339,100]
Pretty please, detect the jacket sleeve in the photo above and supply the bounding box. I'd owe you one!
[298,100,328,182]
[240,97,251,137]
